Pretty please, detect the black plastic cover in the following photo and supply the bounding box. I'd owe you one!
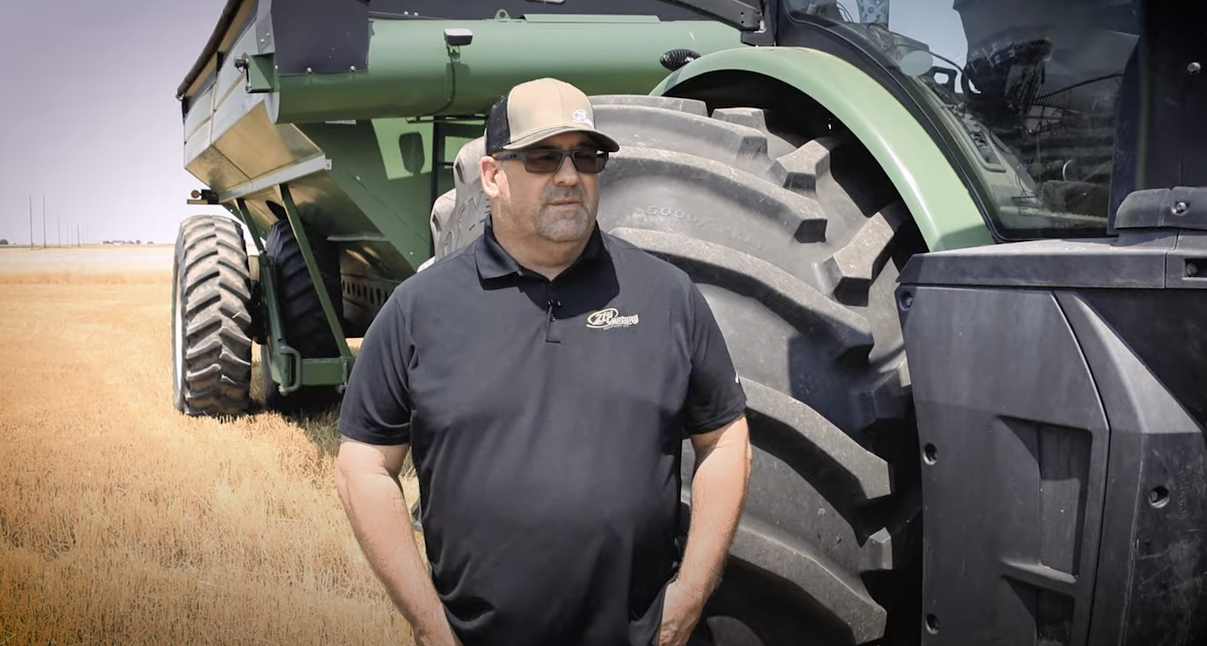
[896,230,1207,645]
[1108,0,1207,228]
[1115,187,1207,232]
[897,231,1207,292]
[265,0,370,76]
[1130,0,1207,194]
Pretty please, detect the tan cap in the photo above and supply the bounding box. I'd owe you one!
[485,78,620,154]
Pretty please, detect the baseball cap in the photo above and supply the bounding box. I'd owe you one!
[485,78,620,154]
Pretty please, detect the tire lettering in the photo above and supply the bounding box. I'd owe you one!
[636,204,764,251]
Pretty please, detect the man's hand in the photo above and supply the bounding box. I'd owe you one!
[654,578,707,646]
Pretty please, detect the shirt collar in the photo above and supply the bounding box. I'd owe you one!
[475,215,608,281]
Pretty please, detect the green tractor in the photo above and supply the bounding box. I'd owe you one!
[172,0,1205,643]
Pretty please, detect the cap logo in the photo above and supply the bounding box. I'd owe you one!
[571,108,594,128]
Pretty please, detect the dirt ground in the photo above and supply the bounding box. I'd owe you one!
[0,245,420,645]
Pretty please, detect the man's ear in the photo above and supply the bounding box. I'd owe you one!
[480,155,503,199]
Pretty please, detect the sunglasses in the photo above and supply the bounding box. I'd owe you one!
[494,147,609,174]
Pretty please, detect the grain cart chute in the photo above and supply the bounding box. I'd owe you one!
[170,0,743,415]
[431,0,1207,644]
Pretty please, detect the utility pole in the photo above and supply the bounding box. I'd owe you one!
[28,195,33,249]
[42,195,47,249]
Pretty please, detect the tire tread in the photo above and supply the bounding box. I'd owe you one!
[172,215,254,416]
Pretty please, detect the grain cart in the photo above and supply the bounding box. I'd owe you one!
[174,0,1206,644]
[170,0,742,413]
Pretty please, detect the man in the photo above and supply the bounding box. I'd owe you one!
[334,77,751,646]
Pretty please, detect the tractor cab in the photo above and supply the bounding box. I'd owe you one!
[672,0,1197,243]
[774,0,1143,239]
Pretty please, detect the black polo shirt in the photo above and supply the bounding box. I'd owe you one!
[338,218,747,646]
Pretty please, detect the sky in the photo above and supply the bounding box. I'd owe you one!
[0,0,228,245]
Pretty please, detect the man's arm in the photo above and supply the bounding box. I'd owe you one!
[655,414,752,646]
[334,437,460,646]
[679,413,752,597]
[676,280,753,597]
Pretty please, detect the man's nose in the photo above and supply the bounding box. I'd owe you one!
[552,155,580,184]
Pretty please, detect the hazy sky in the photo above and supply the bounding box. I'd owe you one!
[0,0,228,245]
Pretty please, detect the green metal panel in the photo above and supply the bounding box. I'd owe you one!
[370,118,479,186]
[374,119,441,182]
[269,16,742,124]
[651,47,996,252]
[245,54,275,94]
[298,359,350,388]
[295,121,444,266]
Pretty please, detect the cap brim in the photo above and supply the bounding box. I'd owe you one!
[501,125,620,153]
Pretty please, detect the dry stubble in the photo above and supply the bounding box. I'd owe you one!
[0,247,422,645]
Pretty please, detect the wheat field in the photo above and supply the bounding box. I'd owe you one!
[0,245,421,645]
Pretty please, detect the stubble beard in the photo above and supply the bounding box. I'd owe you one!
[532,189,597,243]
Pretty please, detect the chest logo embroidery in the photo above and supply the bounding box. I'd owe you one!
[586,307,640,330]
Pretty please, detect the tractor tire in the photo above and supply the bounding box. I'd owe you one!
[431,95,924,645]
[171,214,255,417]
[266,218,344,359]
[260,219,344,412]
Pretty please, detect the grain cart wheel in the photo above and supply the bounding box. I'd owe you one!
[433,95,924,646]
[266,218,344,359]
[261,218,344,411]
[171,214,254,416]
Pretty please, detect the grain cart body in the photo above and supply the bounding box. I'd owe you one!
[170,0,741,412]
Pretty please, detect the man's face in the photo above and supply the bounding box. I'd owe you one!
[481,132,602,244]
